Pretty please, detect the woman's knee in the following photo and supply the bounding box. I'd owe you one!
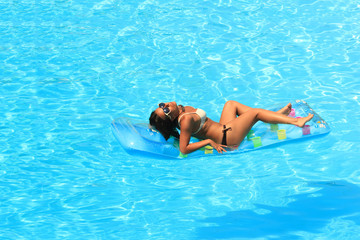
[224,100,237,107]
[224,100,255,116]
[224,100,243,110]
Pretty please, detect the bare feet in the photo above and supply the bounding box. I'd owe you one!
[277,103,292,115]
[295,113,314,127]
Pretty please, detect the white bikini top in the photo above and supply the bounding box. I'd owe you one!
[177,108,207,134]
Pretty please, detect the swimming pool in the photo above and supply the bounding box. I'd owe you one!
[1,0,359,239]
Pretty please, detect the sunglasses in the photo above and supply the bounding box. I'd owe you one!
[159,103,171,117]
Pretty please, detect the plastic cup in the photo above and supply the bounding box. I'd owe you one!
[251,137,262,148]
[289,108,296,117]
[179,152,188,158]
[246,130,255,140]
[277,129,287,140]
[302,125,311,135]
[205,145,213,154]
[270,124,279,131]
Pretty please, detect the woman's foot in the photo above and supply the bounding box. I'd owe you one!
[277,103,292,115]
[295,114,314,127]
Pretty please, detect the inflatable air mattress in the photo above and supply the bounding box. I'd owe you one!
[111,100,330,159]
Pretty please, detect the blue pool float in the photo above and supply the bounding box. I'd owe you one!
[111,100,330,159]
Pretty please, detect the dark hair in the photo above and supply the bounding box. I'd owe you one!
[149,111,180,140]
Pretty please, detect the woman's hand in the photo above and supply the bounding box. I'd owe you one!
[209,140,227,154]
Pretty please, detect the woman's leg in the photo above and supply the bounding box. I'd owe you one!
[225,108,313,145]
[219,100,252,125]
[219,100,293,125]
[255,108,313,126]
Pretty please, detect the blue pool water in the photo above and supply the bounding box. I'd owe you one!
[1,0,360,239]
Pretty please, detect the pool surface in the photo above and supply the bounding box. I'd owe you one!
[1,0,360,239]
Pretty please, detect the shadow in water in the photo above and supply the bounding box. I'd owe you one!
[197,181,360,239]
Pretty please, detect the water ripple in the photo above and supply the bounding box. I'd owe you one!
[0,0,359,239]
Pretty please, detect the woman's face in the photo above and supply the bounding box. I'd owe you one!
[155,101,178,121]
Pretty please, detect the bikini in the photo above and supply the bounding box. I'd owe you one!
[178,108,231,145]
[222,125,231,146]
[178,108,207,134]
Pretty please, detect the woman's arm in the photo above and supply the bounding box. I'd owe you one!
[178,116,226,154]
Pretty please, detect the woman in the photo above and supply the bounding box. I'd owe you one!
[149,101,314,154]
